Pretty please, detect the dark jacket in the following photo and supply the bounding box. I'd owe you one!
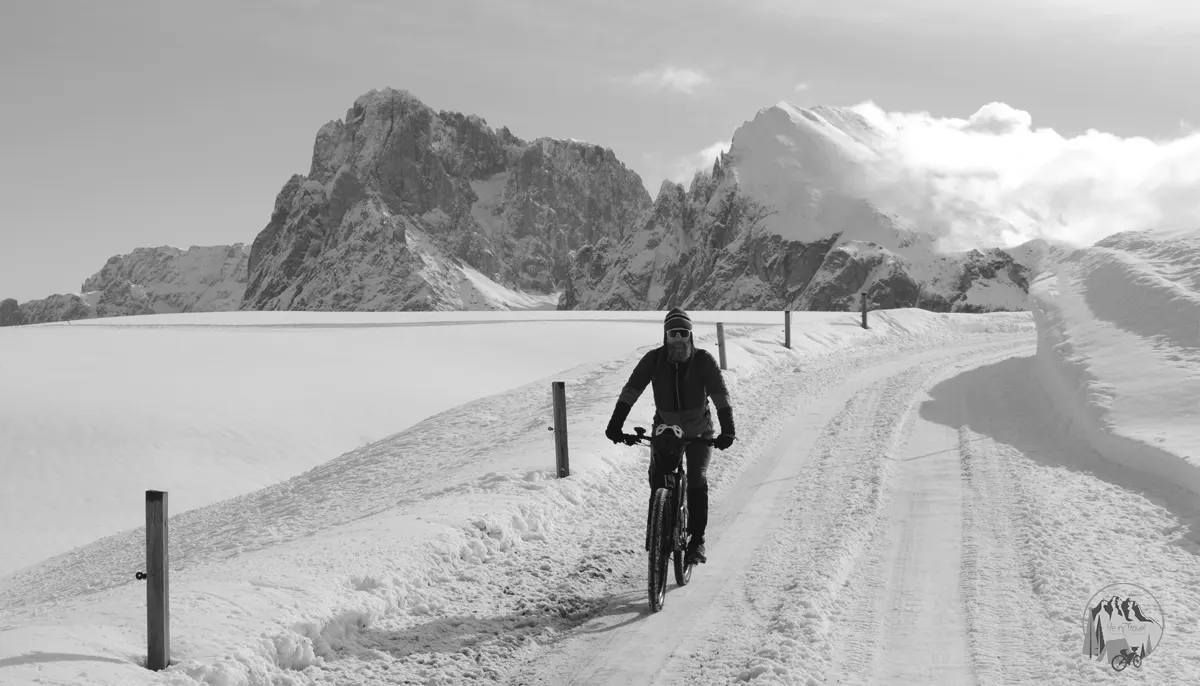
[617,346,731,438]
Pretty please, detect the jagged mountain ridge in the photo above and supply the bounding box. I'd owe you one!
[1,245,248,326]
[560,102,1040,312]
[240,88,653,311]
[3,92,1057,324]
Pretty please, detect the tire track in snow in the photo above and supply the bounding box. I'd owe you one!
[821,343,1035,685]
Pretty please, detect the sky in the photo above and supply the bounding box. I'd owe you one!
[1,0,1199,302]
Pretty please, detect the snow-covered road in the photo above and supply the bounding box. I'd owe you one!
[507,333,1036,685]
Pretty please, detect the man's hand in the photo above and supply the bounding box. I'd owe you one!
[715,406,736,451]
[605,425,626,444]
[606,400,634,445]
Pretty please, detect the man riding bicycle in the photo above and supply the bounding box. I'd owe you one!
[605,307,736,565]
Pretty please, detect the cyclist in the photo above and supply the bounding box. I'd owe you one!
[605,307,736,565]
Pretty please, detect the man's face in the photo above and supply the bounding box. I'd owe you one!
[665,328,692,362]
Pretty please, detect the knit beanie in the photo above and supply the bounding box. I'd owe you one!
[664,307,692,332]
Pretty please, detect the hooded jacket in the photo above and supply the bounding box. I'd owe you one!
[617,344,731,438]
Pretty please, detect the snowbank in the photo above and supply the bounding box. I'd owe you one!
[1030,228,1200,498]
[0,309,1032,686]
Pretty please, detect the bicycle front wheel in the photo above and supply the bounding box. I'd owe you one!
[673,487,691,587]
[1111,655,1127,672]
[647,488,671,612]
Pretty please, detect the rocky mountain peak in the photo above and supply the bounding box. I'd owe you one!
[241,87,653,312]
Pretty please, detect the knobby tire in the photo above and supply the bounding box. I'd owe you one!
[673,484,691,587]
[648,488,671,612]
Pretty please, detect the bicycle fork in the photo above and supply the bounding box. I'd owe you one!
[645,472,688,553]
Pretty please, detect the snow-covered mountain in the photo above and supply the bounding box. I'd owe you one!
[560,102,1043,312]
[240,88,652,312]
[0,245,249,326]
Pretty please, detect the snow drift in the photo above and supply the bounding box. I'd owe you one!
[1030,227,1200,498]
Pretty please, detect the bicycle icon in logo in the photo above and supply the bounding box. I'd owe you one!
[1082,582,1165,672]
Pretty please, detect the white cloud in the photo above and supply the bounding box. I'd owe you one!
[794,82,810,92]
[841,100,1200,248]
[619,66,711,94]
[669,141,732,183]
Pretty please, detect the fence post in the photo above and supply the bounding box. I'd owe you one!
[861,293,868,329]
[551,381,570,478]
[784,311,791,349]
[145,490,169,671]
[716,322,727,370]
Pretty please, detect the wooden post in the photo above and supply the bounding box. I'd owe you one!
[784,311,791,349]
[145,490,169,671]
[716,322,727,370]
[551,381,570,478]
[861,293,868,329]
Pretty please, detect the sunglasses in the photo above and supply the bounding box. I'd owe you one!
[666,329,691,339]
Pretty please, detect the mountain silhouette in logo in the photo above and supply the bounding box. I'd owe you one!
[1084,595,1163,660]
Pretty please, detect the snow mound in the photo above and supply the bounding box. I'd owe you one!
[1030,228,1200,498]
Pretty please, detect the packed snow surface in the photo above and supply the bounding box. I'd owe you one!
[2,299,1198,685]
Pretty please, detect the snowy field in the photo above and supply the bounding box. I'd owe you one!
[0,310,785,578]
[2,240,1199,686]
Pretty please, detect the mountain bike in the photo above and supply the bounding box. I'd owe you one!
[1111,649,1143,671]
[622,424,715,613]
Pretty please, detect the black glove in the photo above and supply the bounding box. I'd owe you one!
[715,406,736,450]
[606,400,633,444]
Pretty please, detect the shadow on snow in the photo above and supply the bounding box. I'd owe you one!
[919,354,1200,557]
[334,589,653,662]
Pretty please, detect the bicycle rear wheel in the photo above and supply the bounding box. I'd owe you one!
[647,488,671,612]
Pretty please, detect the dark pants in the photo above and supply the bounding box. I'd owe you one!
[648,441,712,545]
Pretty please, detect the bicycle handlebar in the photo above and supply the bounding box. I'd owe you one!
[622,425,715,447]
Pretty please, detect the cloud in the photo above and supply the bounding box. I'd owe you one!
[618,66,711,94]
[793,82,810,92]
[836,100,1200,249]
[669,141,732,183]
